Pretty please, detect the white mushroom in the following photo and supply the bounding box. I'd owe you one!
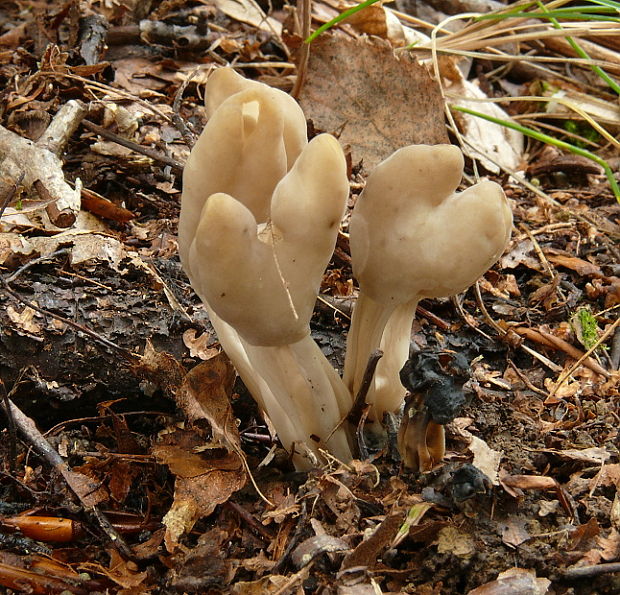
[345,144,513,422]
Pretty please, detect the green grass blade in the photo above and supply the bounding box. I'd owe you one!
[536,1,620,94]
[305,0,383,43]
[452,106,620,201]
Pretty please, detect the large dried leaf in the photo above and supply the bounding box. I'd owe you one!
[157,356,246,550]
[175,353,239,452]
[300,33,447,170]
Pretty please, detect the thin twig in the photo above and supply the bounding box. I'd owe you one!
[348,349,383,426]
[272,500,308,573]
[520,223,556,281]
[225,500,274,542]
[551,317,620,395]
[172,68,199,149]
[0,379,16,471]
[507,359,549,398]
[561,562,620,580]
[355,404,371,461]
[6,248,70,284]
[81,119,183,173]
[291,0,311,99]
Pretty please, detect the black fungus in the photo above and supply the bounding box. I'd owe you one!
[399,349,472,425]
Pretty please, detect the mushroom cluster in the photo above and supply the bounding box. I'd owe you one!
[179,68,513,471]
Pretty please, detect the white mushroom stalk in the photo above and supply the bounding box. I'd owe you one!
[180,69,353,468]
[345,145,513,421]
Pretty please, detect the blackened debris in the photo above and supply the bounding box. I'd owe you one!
[451,464,491,502]
[399,349,471,425]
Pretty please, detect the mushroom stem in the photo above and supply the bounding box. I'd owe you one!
[397,397,445,471]
[245,337,353,466]
[371,298,419,418]
[343,294,421,421]
[343,292,395,400]
[205,307,306,463]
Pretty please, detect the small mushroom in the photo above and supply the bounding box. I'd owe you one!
[398,350,471,471]
[345,144,512,422]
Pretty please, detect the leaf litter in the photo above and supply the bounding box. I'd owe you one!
[0,0,618,593]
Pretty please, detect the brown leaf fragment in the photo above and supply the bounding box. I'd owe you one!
[500,516,530,548]
[292,535,350,569]
[183,328,220,360]
[153,430,245,551]
[132,340,186,399]
[231,574,296,594]
[571,517,601,551]
[597,529,620,561]
[341,510,405,570]
[175,353,239,451]
[546,253,603,278]
[168,527,237,592]
[299,33,448,171]
[59,465,109,508]
[80,548,148,590]
[467,567,551,594]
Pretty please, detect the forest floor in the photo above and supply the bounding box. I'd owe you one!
[0,0,619,593]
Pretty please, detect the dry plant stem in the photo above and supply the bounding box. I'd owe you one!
[81,120,183,172]
[0,397,133,559]
[172,68,199,148]
[611,326,620,371]
[291,0,311,99]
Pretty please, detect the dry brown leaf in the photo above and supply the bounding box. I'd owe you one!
[451,419,502,485]
[467,567,551,595]
[500,516,530,548]
[544,447,611,465]
[597,529,620,561]
[133,340,186,399]
[293,535,350,569]
[341,510,405,570]
[299,33,447,171]
[570,517,600,550]
[175,354,239,451]
[7,304,41,335]
[157,357,246,550]
[546,253,604,277]
[231,574,298,594]
[183,329,220,360]
[80,548,148,590]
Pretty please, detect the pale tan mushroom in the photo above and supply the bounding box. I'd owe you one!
[180,77,353,467]
[345,144,513,422]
